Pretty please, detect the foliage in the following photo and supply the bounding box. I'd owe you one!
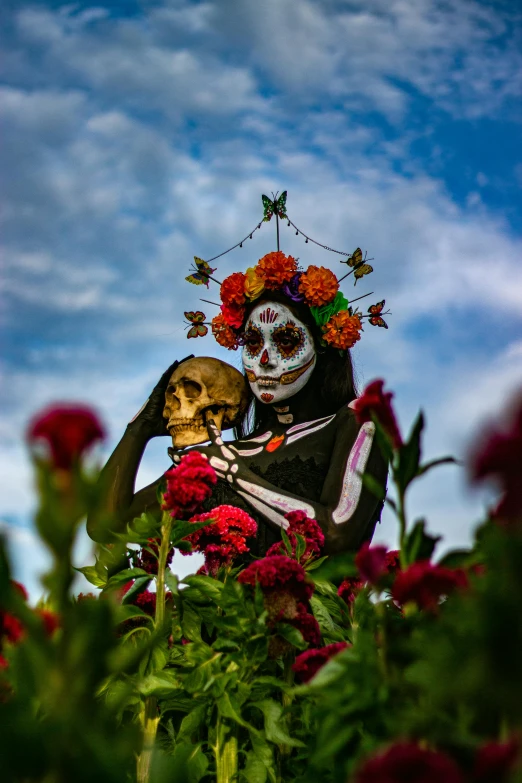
[1,391,522,782]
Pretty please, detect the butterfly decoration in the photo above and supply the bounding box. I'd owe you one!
[185,257,217,288]
[342,248,374,285]
[368,300,388,329]
[262,191,288,222]
[184,311,208,339]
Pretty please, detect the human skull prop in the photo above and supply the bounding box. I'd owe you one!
[163,357,249,447]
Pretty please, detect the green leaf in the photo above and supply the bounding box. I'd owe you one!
[310,595,343,641]
[121,575,152,604]
[280,528,293,556]
[75,564,106,588]
[252,699,305,747]
[217,692,259,732]
[177,705,207,741]
[274,623,307,650]
[437,549,474,569]
[104,567,150,591]
[171,517,217,547]
[395,411,424,493]
[403,518,441,565]
[294,532,307,563]
[139,671,182,698]
[304,555,329,571]
[182,574,224,601]
[310,551,357,582]
[182,604,203,643]
[417,455,460,477]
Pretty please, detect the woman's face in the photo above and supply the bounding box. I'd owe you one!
[241,301,316,405]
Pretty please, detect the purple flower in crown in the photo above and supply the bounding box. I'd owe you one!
[282,272,305,303]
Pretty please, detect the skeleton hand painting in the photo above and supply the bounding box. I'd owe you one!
[88,281,388,556]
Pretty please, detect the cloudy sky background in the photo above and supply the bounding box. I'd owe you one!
[2,0,522,598]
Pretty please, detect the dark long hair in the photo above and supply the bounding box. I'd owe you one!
[234,292,358,438]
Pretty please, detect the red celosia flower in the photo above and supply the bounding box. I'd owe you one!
[337,577,364,605]
[27,404,105,470]
[292,641,350,683]
[392,560,468,611]
[135,538,174,575]
[355,542,388,585]
[133,589,173,618]
[266,510,324,563]
[469,392,522,525]
[220,303,245,329]
[12,582,28,601]
[385,550,401,574]
[211,313,239,350]
[220,272,247,306]
[289,603,321,646]
[37,609,60,637]
[0,654,8,670]
[355,742,464,783]
[1,612,24,644]
[238,555,314,603]
[256,251,297,289]
[350,379,403,450]
[299,265,339,307]
[473,739,519,783]
[162,451,217,519]
[184,505,257,575]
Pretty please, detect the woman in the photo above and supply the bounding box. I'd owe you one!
[88,254,388,556]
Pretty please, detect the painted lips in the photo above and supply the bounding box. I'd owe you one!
[260,392,274,402]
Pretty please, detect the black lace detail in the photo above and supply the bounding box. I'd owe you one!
[250,456,325,502]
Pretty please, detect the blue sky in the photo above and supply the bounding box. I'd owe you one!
[1,0,522,597]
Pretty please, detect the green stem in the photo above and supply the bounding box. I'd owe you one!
[155,512,173,627]
[215,716,238,783]
[136,696,160,783]
[397,487,408,569]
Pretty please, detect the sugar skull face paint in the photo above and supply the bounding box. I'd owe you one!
[242,301,316,405]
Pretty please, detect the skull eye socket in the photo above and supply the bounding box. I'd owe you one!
[182,380,202,399]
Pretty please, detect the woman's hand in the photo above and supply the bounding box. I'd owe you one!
[128,356,194,440]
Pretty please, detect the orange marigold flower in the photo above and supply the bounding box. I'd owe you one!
[220,272,246,307]
[211,314,238,350]
[323,311,362,350]
[299,265,339,306]
[256,251,297,289]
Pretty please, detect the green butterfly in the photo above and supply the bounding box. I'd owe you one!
[262,191,288,222]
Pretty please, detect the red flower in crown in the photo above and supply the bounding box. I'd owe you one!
[27,404,105,470]
[220,272,247,307]
[220,303,245,329]
[211,313,239,350]
[351,379,403,450]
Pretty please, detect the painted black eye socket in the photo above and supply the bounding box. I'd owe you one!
[244,328,263,357]
[273,325,305,358]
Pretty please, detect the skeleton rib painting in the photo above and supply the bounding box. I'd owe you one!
[88,249,388,556]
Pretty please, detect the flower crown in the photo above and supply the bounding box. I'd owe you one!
[183,192,390,353]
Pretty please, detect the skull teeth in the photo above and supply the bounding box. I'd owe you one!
[168,418,206,432]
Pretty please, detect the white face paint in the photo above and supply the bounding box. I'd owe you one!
[241,301,316,405]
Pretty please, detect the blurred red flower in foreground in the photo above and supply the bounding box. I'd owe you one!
[350,379,403,449]
[292,641,350,683]
[184,504,257,575]
[355,742,464,783]
[27,404,105,470]
[266,510,325,563]
[469,391,522,526]
[0,582,29,669]
[36,609,60,637]
[392,560,468,611]
[473,739,519,783]
[162,451,217,519]
[355,542,389,585]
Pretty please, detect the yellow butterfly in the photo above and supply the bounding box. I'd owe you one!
[185,257,216,288]
[344,248,373,285]
[184,311,208,339]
